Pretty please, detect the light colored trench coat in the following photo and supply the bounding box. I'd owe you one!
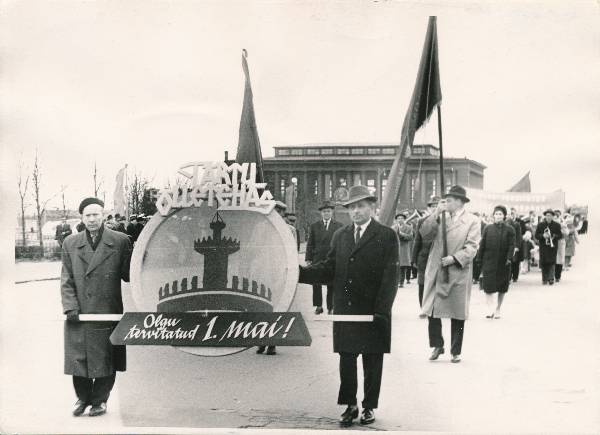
[420,209,481,320]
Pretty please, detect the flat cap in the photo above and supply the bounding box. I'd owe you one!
[79,197,104,214]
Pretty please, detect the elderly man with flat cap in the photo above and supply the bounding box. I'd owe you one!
[60,197,132,417]
[299,185,399,427]
[420,186,481,363]
[305,200,343,315]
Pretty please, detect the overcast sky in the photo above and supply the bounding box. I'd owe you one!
[2,0,599,214]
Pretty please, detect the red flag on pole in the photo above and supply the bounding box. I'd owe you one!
[508,171,531,192]
[236,49,265,184]
[379,17,442,226]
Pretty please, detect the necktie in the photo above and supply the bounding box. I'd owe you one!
[324,220,329,231]
[354,226,361,244]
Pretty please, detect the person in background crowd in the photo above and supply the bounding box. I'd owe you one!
[506,208,523,283]
[284,213,301,252]
[412,196,440,318]
[299,185,399,426]
[104,215,116,230]
[257,201,294,356]
[579,215,588,234]
[472,212,487,284]
[76,220,86,232]
[535,209,562,285]
[392,212,414,288]
[421,186,481,363]
[520,230,535,274]
[61,197,132,418]
[564,215,579,270]
[554,210,569,283]
[55,217,73,248]
[476,205,515,319]
[409,213,419,281]
[126,215,143,244]
[113,214,127,234]
[305,201,342,315]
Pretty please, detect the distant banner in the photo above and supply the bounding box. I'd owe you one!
[465,188,565,215]
[110,312,311,347]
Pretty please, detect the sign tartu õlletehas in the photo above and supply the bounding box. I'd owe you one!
[110,312,311,347]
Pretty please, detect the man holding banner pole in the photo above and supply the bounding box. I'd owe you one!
[299,185,399,427]
[60,197,132,417]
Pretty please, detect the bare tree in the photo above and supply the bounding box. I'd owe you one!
[60,185,68,218]
[93,161,104,197]
[31,150,57,253]
[17,157,30,247]
[127,171,148,216]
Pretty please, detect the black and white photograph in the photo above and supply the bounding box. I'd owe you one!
[1,1,599,433]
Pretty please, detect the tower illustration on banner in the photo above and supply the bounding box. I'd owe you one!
[157,211,273,313]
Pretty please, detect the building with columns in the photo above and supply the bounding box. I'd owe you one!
[263,143,486,240]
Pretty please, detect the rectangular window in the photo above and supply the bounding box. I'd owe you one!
[367,179,375,187]
[412,146,423,154]
[410,177,416,203]
[321,148,334,155]
[351,148,364,155]
[314,179,318,196]
[280,179,286,199]
[353,173,362,186]
[290,149,303,156]
[324,174,332,198]
[382,148,396,155]
[277,149,290,156]
[367,148,381,155]
[305,148,320,155]
[339,177,347,187]
[336,148,350,155]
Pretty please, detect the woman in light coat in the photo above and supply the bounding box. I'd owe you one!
[554,216,569,282]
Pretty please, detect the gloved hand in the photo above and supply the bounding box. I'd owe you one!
[66,310,80,322]
[373,313,390,338]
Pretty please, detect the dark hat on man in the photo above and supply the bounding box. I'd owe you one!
[493,205,508,217]
[543,209,555,216]
[427,196,441,206]
[274,200,287,211]
[318,200,335,211]
[395,212,408,219]
[443,185,470,203]
[78,197,104,214]
[342,185,377,207]
[130,214,138,221]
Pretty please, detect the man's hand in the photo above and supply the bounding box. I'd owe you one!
[441,256,455,267]
[435,199,448,215]
[66,310,80,322]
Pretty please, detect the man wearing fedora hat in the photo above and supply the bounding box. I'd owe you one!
[534,209,563,285]
[420,185,481,363]
[299,185,399,426]
[306,200,343,314]
[412,196,440,317]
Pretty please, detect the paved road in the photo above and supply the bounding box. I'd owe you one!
[2,233,599,433]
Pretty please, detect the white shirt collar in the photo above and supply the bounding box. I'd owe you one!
[354,218,372,233]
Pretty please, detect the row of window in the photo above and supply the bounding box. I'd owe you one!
[276,147,397,157]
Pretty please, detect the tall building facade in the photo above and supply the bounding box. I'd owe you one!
[263,143,486,239]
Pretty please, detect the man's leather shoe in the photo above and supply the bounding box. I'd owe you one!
[429,347,445,360]
[339,405,359,426]
[451,355,461,363]
[266,346,276,355]
[315,307,324,315]
[418,313,427,319]
[256,346,265,354]
[89,402,107,417]
[360,408,375,425]
[72,400,88,417]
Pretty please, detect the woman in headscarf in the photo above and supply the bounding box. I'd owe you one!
[476,205,515,319]
[564,214,579,270]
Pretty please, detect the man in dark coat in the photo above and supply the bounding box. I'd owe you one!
[412,196,439,316]
[55,218,73,248]
[305,201,343,314]
[126,215,143,243]
[476,205,515,319]
[112,214,127,234]
[299,185,399,427]
[534,209,563,285]
[61,197,132,417]
[506,208,523,282]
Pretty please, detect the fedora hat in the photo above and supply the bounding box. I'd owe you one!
[318,200,335,211]
[543,209,555,217]
[443,185,470,203]
[427,195,441,206]
[342,185,377,207]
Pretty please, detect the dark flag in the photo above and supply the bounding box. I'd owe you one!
[236,49,265,183]
[508,171,531,192]
[379,17,442,225]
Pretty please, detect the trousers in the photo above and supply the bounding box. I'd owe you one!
[398,266,412,285]
[338,353,384,409]
[312,284,333,309]
[555,264,563,281]
[511,260,520,281]
[73,374,116,406]
[418,283,424,307]
[428,317,465,356]
[541,263,555,283]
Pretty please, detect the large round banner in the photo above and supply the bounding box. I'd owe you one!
[129,202,299,356]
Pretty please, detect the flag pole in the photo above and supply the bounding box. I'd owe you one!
[437,105,449,283]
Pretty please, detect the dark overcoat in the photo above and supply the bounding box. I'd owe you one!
[534,220,562,265]
[299,219,399,354]
[476,222,515,294]
[61,226,132,378]
[305,220,343,263]
[411,216,437,285]
[507,219,523,262]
